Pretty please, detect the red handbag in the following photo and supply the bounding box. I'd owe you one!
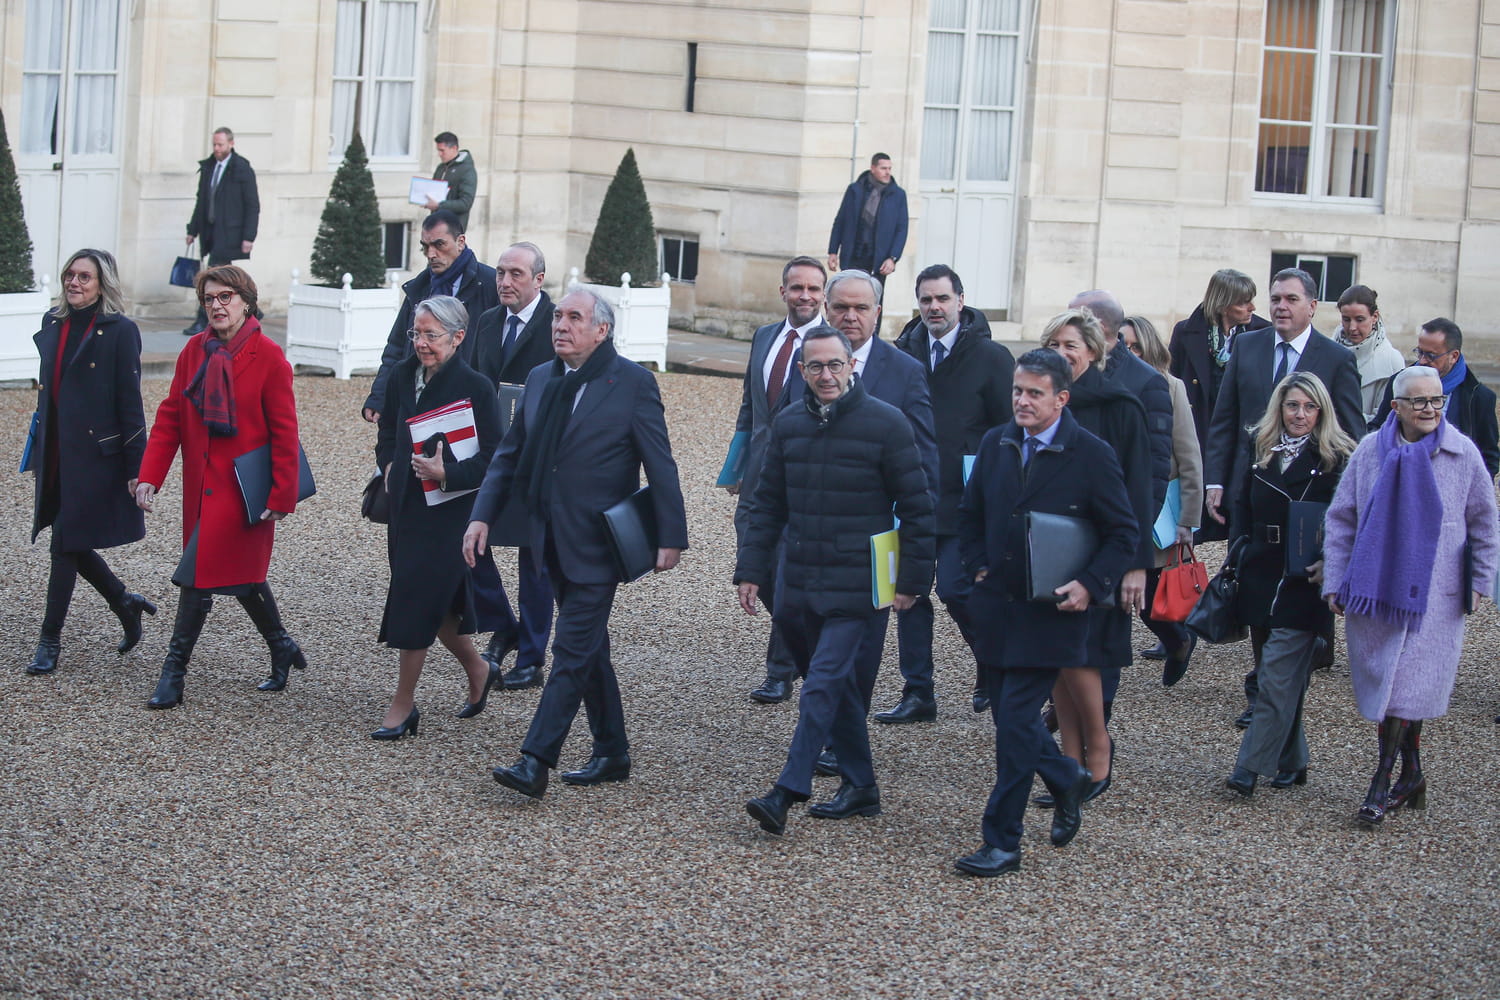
[1150,543,1209,623]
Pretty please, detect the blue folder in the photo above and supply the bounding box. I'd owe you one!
[19,411,38,473]
[1152,478,1182,549]
[716,430,749,487]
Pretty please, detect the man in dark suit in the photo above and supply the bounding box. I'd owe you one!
[736,328,936,836]
[183,127,259,334]
[828,153,908,287]
[465,288,689,799]
[887,264,1014,722]
[470,242,559,685]
[730,256,825,704]
[953,350,1138,876]
[1374,318,1499,479]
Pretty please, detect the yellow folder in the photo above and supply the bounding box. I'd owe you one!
[871,529,900,609]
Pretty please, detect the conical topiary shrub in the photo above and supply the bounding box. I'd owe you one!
[585,148,659,287]
[310,131,385,289]
[0,110,35,294]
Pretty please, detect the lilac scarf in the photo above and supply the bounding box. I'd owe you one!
[1336,411,1444,628]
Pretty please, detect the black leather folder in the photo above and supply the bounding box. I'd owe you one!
[497,383,525,437]
[234,443,317,525]
[1025,510,1115,608]
[1284,500,1329,578]
[601,486,658,583]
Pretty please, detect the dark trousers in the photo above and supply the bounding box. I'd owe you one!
[519,544,624,768]
[44,549,124,632]
[981,665,1083,852]
[1140,565,1191,651]
[1236,627,1314,777]
[476,546,554,668]
[892,535,976,699]
[774,605,889,798]
[759,551,799,683]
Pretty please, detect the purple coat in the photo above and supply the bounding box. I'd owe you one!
[1322,425,1499,721]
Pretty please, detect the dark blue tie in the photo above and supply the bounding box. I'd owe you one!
[1274,341,1290,385]
[503,315,521,359]
[1023,436,1041,479]
[932,340,946,370]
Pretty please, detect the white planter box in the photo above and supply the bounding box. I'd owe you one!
[284,270,400,379]
[0,279,52,384]
[571,269,670,371]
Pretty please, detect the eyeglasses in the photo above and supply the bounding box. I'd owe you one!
[1394,395,1448,412]
[201,290,237,306]
[800,360,849,375]
[62,270,96,285]
[1281,400,1321,414]
[1413,347,1455,363]
[407,328,454,345]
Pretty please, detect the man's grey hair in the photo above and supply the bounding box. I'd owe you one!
[565,283,616,338]
[1069,289,1123,340]
[213,126,234,141]
[506,241,546,277]
[826,268,883,305]
[1393,365,1440,398]
[803,326,853,356]
[414,295,469,336]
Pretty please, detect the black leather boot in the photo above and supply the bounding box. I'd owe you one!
[1356,717,1407,826]
[237,582,307,692]
[108,592,157,655]
[1386,720,1427,811]
[25,629,62,675]
[148,590,213,710]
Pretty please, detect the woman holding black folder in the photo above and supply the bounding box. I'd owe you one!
[134,265,306,708]
[25,248,153,677]
[371,295,501,740]
[1224,372,1354,797]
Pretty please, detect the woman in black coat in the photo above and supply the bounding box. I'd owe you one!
[26,249,154,675]
[1168,269,1272,541]
[1042,309,1156,799]
[372,296,503,740]
[1225,372,1354,796]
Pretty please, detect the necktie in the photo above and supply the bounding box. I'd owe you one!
[209,159,225,223]
[503,315,522,357]
[932,340,946,370]
[1273,341,1290,385]
[1022,436,1041,481]
[766,330,799,408]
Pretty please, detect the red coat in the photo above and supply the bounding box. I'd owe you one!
[139,319,299,588]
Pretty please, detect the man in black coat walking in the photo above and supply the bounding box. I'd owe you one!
[183,127,259,334]
[737,327,935,836]
[886,265,1014,721]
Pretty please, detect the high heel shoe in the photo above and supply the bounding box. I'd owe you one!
[1270,768,1308,788]
[371,707,420,741]
[110,592,157,655]
[1386,774,1426,811]
[456,663,502,719]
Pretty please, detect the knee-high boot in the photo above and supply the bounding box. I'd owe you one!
[237,582,306,692]
[1386,720,1427,811]
[1356,716,1408,826]
[147,590,213,710]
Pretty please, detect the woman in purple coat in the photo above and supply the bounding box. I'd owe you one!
[1323,365,1499,826]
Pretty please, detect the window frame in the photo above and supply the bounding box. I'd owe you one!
[659,233,699,284]
[329,0,425,167]
[1252,0,1398,209]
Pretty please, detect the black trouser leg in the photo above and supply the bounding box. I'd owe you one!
[237,582,306,691]
[147,589,213,709]
[42,552,82,635]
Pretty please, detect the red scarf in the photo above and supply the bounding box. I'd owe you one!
[184,316,258,436]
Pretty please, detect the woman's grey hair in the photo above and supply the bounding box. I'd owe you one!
[50,248,127,319]
[1201,269,1256,330]
[564,283,616,337]
[1040,308,1108,371]
[414,295,469,336]
[826,269,883,305]
[1393,365,1440,399]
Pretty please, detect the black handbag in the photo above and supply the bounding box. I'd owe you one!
[361,471,389,524]
[1185,537,1248,644]
[170,246,200,288]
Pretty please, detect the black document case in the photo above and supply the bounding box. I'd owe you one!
[1025,510,1115,608]
[1284,500,1329,578]
[601,486,658,583]
[234,443,317,525]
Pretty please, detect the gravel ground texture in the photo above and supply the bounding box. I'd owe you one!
[2,370,1497,1000]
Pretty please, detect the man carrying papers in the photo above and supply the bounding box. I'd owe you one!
[734,327,935,836]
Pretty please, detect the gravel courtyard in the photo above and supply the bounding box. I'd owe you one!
[2,370,1496,999]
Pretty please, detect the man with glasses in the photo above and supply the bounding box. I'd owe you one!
[736,327,935,835]
[1376,318,1498,479]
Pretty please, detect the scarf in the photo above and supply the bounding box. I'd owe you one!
[859,173,888,239]
[428,247,475,299]
[514,339,619,512]
[1441,354,1468,396]
[1338,321,1405,387]
[1336,411,1443,628]
[1271,431,1311,471]
[184,316,258,436]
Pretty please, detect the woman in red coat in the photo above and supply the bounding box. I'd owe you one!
[134,266,305,709]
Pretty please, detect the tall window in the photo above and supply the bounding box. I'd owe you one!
[1256,0,1395,201]
[21,0,121,156]
[332,0,420,160]
[921,0,1022,184]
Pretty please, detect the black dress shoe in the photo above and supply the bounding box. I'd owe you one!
[1162,634,1196,687]
[813,749,840,777]
[1050,768,1092,847]
[456,662,503,718]
[1031,792,1055,809]
[972,686,990,713]
[1082,772,1112,803]
[808,782,881,819]
[483,631,520,667]
[560,754,631,786]
[502,663,544,690]
[1140,641,1168,661]
[954,845,1021,877]
[746,787,794,835]
[749,676,793,704]
[1270,767,1308,789]
[875,693,937,724]
[492,754,549,799]
[1226,766,1257,797]
[1234,706,1254,729]
[370,707,421,741]
[25,632,61,675]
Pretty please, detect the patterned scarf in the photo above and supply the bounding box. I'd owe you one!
[184,316,258,436]
[1270,431,1311,471]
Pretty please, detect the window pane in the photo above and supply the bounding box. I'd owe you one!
[971,34,1017,107]
[374,0,419,78]
[1326,54,1379,127]
[332,80,359,155]
[70,75,115,154]
[1257,124,1311,194]
[334,0,365,76]
[1324,126,1375,198]
[926,31,964,105]
[973,0,1020,32]
[1261,49,1315,123]
[1330,0,1385,54]
[72,0,119,71]
[1265,0,1318,50]
[966,109,1011,182]
[23,0,64,71]
[681,240,699,282]
[21,0,64,155]
[370,81,413,157]
[921,108,959,183]
[930,0,966,30]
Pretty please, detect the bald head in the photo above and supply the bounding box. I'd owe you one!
[1069,290,1124,348]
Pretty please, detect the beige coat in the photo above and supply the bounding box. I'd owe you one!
[1155,372,1204,567]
